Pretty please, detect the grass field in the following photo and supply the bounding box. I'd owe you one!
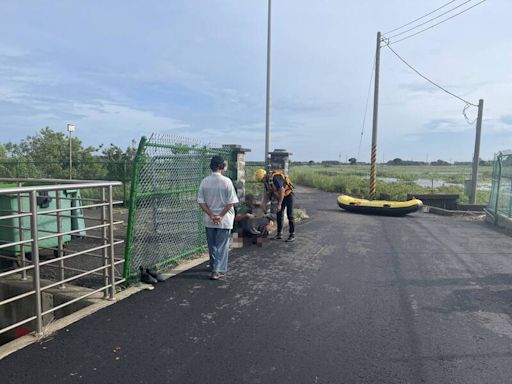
[288,164,492,205]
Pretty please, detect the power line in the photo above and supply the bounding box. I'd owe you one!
[387,0,487,45]
[383,43,478,107]
[384,0,458,35]
[357,58,375,160]
[386,0,474,40]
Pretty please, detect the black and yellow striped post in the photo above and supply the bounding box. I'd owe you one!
[369,144,377,197]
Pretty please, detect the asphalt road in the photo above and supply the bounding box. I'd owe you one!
[3,186,512,384]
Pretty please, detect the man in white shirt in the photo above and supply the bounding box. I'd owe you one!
[197,155,239,280]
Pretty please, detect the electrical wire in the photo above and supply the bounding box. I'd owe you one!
[384,43,479,124]
[388,0,487,45]
[384,0,459,35]
[384,43,478,106]
[357,58,375,160]
[386,0,474,40]
[463,103,478,124]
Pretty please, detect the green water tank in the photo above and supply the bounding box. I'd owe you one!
[0,189,86,256]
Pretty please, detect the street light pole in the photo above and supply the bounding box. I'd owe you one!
[67,124,76,179]
[264,0,272,170]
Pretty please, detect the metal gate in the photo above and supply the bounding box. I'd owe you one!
[123,135,238,280]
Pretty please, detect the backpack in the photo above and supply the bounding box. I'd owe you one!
[266,170,294,197]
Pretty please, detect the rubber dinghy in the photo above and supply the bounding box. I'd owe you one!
[337,194,423,216]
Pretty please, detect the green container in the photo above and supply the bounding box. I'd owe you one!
[0,189,86,256]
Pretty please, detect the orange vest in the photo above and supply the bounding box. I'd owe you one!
[265,170,294,198]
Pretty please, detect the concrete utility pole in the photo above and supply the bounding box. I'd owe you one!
[469,99,484,204]
[369,32,381,198]
[264,0,272,170]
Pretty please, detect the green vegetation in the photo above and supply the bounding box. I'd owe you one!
[0,127,137,204]
[289,164,492,205]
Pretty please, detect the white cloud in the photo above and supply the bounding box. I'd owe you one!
[0,0,510,161]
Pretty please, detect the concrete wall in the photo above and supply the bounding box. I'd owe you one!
[0,275,101,344]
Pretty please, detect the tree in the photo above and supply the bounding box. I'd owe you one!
[4,127,104,179]
[101,141,137,181]
[431,159,450,166]
[348,157,357,165]
[387,158,403,165]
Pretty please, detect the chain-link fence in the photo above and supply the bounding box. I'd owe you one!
[487,151,512,221]
[0,161,131,205]
[123,135,240,281]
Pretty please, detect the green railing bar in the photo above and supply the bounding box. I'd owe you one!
[155,245,207,270]
[136,188,199,199]
[145,142,208,151]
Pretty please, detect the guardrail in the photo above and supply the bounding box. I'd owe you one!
[0,178,125,339]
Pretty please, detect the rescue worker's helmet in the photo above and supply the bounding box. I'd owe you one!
[255,168,267,182]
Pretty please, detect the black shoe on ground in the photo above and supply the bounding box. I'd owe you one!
[146,268,165,282]
[285,234,295,242]
[272,233,282,240]
[140,266,158,284]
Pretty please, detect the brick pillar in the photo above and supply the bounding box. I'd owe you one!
[222,144,251,202]
[269,149,292,174]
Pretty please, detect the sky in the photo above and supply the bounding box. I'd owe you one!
[0,0,510,162]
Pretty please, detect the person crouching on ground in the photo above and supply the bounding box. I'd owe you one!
[197,155,239,280]
[255,168,295,242]
[234,194,273,241]
[234,194,260,236]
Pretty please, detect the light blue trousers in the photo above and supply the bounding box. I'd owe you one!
[205,227,231,273]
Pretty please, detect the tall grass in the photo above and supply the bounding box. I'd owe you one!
[289,164,491,204]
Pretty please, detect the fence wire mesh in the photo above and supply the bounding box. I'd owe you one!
[488,151,512,219]
[123,135,238,280]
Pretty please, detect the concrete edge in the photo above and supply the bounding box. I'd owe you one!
[427,206,485,217]
[0,254,209,360]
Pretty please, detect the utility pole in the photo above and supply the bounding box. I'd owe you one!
[264,0,272,170]
[469,99,484,204]
[369,32,381,198]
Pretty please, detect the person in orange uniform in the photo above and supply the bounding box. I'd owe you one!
[255,169,295,242]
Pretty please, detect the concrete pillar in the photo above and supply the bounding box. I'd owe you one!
[269,149,292,174]
[222,144,251,201]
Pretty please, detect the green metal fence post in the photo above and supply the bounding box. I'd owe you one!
[123,136,147,280]
[494,155,502,225]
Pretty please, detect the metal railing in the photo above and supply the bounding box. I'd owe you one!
[0,178,125,339]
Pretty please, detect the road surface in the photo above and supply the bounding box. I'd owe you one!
[3,186,512,383]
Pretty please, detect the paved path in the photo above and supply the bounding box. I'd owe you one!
[3,186,512,383]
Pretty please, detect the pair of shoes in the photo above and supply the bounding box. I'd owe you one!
[147,268,165,282]
[140,266,157,284]
[210,272,222,280]
[285,234,295,242]
[272,233,282,240]
[140,266,165,284]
